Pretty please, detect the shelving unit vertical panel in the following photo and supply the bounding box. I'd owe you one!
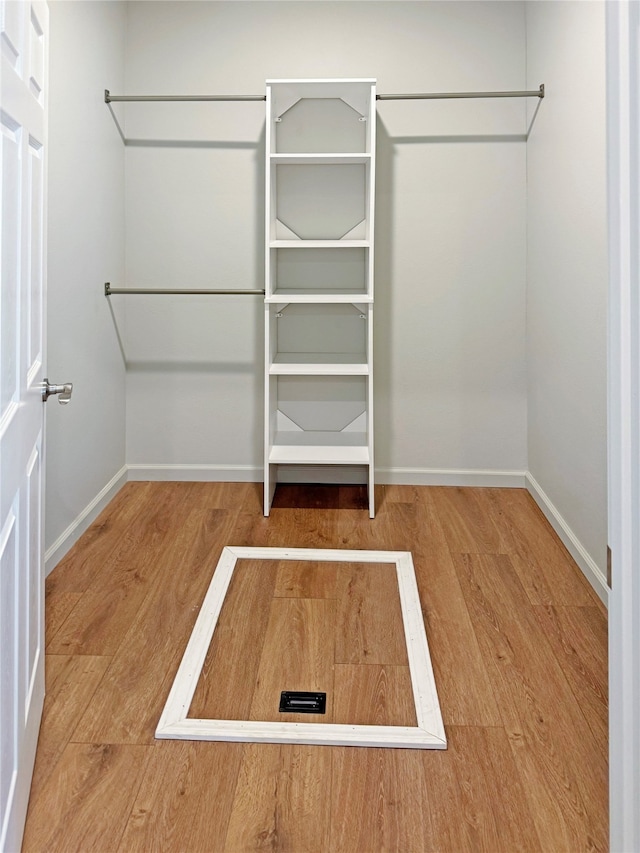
[265,85,273,297]
[366,83,376,293]
[263,85,276,516]
[367,301,375,518]
[263,304,276,515]
[366,84,376,517]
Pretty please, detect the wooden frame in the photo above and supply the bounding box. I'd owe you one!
[156,546,446,749]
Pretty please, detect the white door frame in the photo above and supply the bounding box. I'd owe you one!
[606,1,640,850]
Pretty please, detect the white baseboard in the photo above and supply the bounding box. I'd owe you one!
[377,467,527,488]
[525,472,609,607]
[44,465,128,577]
[126,463,527,489]
[126,464,261,482]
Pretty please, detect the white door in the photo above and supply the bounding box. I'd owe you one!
[0,1,49,850]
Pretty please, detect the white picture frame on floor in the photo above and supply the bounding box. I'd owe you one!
[156,546,446,749]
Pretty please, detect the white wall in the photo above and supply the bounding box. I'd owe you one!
[525,1,608,578]
[122,1,528,480]
[46,1,127,565]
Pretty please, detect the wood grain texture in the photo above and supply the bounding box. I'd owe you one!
[455,552,608,851]
[335,562,408,665]
[531,603,608,749]
[28,654,112,804]
[430,486,512,555]
[382,493,503,726]
[47,483,198,656]
[46,482,153,594]
[223,743,332,853]
[187,480,260,510]
[268,507,344,550]
[23,482,607,852]
[421,725,542,852]
[274,559,338,599]
[188,560,278,720]
[333,664,416,726]
[191,556,412,726]
[330,746,434,852]
[72,509,234,744]
[22,742,150,853]
[44,589,82,649]
[118,741,244,853]
[250,597,336,723]
[486,488,596,606]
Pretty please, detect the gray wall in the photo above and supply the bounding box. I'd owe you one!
[525,0,608,574]
[122,1,528,478]
[46,1,126,560]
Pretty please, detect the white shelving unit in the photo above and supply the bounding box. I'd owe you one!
[264,79,376,517]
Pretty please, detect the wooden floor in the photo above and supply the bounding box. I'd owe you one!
[22,482,608,852]
[189,557,416,727]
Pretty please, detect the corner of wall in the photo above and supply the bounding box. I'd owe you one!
[525,472,608,606]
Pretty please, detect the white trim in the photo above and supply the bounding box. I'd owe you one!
[126,462,526,489]
[156,546,446,750]
[525,473,608,607]
[377,467,527,488]
[44,465,127,576]
[606,2,640,849]
[126,463,261,482]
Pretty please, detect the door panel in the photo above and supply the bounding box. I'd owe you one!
[0,1,48,849]
[28,137,44,376]
[1,111,20,421]
[0,2,22,70]
[0,508,18,834]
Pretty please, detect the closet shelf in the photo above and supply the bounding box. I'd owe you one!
[266,292,372,304]
[270,154,371,165]
[269,433,369,464]
[270,354,368,375]
[270,240,370,248]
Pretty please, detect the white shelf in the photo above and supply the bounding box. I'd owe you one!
[270,353,368,375]
[269,432,369,464]
[267,292,372,304]
[270,240,370,248]
[271,154,371,165]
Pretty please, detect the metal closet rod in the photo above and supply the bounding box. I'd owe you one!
[105,283,265,296]
[377,84,545,100]
[104,84,545,103]
[105,90,266,103]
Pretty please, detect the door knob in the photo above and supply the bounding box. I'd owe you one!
[42,378,73,405]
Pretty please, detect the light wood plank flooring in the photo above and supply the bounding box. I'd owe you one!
[23,482,608,852]
[188,557,414,727]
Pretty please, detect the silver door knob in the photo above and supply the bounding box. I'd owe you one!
[42,378,73,405]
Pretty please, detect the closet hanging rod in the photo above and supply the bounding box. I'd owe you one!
[105,283,265,296]
[377,84,545,101]
[105,90,266,103]
[104,85,544,104]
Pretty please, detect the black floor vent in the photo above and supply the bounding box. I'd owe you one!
[279,691,327,714]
